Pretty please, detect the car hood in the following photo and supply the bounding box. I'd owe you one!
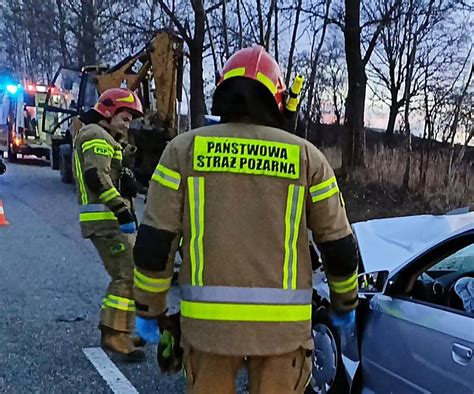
[352,212,474,273]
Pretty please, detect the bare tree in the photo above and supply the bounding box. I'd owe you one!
[447,63,473,183]
[285,0,303,87]
[342,0,402,173]
[304,0,332,138]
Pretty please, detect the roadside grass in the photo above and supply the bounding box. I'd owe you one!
[322,146,473,213]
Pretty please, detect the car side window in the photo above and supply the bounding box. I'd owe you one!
[410,243,473,314]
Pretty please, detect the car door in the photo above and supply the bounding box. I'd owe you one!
[360,232,474,394]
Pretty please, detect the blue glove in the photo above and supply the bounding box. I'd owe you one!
[120,221,137,234]
[330,310,356,334]
[135,316,160,344]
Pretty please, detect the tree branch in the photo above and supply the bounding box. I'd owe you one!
[156,0,191,45]
[363,0,402,65]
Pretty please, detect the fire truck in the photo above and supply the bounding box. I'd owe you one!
[0,76,56,162]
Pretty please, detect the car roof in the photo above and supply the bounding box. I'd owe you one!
[352,212,474,273]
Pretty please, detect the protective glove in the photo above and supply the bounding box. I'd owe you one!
[120,221,137,234]
[330,310,356,336]
[135,316,160,344]
[157,330,183,373]
[120,167,139,198]
[157,312,183,374]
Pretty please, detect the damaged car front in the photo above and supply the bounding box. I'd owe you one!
[307,212,474,394]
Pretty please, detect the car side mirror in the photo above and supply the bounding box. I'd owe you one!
[358,270,389,293]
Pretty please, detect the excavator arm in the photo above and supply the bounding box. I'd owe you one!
[43,30,184,186]
[94,30,184,140]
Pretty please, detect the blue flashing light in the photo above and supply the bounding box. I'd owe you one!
[6,84,19,94]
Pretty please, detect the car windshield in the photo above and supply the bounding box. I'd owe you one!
[428,244,474,274]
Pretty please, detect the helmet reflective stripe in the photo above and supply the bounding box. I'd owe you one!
[256,71,278,95]
[223,67,246,80]
[116,93,135,103]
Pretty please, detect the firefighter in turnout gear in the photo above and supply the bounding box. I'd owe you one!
[73,88,145,362]
[133,45,360,392]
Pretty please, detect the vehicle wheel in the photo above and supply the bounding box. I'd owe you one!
[7,147,17,162]
[59,153,73,184]
[305,308,349,394]
[51,142,60,170]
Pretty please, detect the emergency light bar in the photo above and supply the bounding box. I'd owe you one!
[0,83,21,95]
[25,84,55,93]
[6,84,19,94]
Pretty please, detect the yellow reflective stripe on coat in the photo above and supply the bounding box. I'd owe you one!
[74,152,88,205]
[310,176,339,203]
[82,139,115,157]
[102,294,135,312]
[188,177,205,286]
[193,136,300,180]
[134,269,172,293]
[328,272,358,294]
[283,185,305,290]
[82,139,114,153]
[79,211,117,222]
[99,187,120,203]
[152,164,181,190]
[113,150,123,161]
[181,301,311,322]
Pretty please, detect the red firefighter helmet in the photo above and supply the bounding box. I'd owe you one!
[94,88,143,119]
[217,45,286,112]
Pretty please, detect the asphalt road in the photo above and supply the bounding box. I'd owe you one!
[0,159,186,393]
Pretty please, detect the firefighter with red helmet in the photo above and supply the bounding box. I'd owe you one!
[73,88,145,361]
[133,45,359,392]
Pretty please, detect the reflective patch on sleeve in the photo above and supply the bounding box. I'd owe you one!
[113,149,123,161]
[110,242,126,255]
[93,146,114,157]
[152,164,181,190]
[82,139,115,158]
[310,176,339,203]
[193,136,300,180]
[134,269,172,293]
[328,272,358,294]
[99,187,120,203]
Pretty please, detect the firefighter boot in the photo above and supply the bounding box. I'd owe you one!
[100,326,146,362]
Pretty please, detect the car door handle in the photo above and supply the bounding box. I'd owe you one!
[452,343,473,366]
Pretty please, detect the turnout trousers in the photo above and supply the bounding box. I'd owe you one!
[183,341,312,394]
[90,232,136,333]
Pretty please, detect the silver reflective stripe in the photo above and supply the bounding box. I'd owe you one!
[311,182,338,199]
[80,204,110,213]
[180,285,312,305]
[287,185,304,289]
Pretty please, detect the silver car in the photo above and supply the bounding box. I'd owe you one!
[308,212,474,394]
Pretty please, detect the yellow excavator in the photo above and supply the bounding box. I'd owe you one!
[42,30,184,185]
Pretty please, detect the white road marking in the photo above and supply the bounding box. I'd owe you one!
[83,347,139,394]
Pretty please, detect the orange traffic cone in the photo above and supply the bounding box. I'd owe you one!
[0,200,9,226]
